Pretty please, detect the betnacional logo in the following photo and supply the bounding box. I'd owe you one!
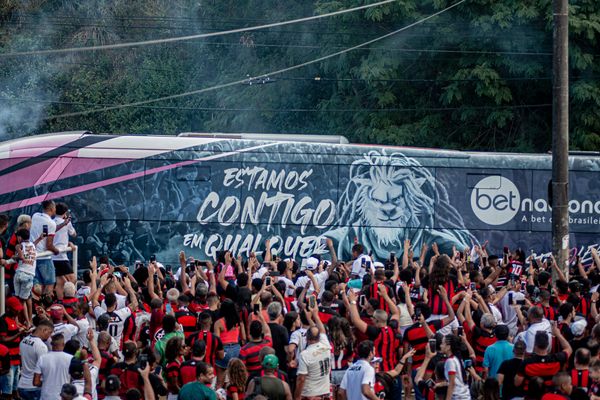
[470,176,520,225]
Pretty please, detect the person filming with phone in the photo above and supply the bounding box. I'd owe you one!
[30,200,60,296]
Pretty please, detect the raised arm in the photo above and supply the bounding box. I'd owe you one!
[342,287,368,334]
[326,238,338,266]
[264,239,272,262]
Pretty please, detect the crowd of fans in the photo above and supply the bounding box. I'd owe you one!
[0,200,598,400]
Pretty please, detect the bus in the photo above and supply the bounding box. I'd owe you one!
[1,131,599,268]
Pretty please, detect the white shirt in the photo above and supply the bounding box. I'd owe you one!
[73,364,99,400]
[18,335,49,389]
[75,318,91,348]
[100,293,127,311]
[340,359,376,400]
[34,351,73,400]
[94,306,132,346]
[444,356,470,400]
[351,254,373,278]
[53,322,79,343]
[278,276,296,297]
[295,271,329,296]
[289,328,308,360]
[516,319,552,353]
[18,240,37,275]
[488,303,503,324]
[499,291,524,336]
[297,333,331,397]
[252,266,269,280]
[52,216,76,261]
[30,212,56,259]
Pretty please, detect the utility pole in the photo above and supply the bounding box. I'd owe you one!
[552,0,569,279]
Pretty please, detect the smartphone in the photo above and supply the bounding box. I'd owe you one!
[66,209,72,218]
[516,299,526,305]
[139,353,148,369]
[308,295,317,310]
[359,295,366,307]
[361,258,366,266]
[165,302,172,314]
[390,252,396,262]
[165,265,172,273]
[429,338,436,352]
[149,254,156,263]
[253,303,260,315]
[464,359,473,369]
[414,308,422,319]
[265,277,272,286]
[457,326,463,336]
[470,282,476,291]
[42,225,48,236]
[154,365,162,375]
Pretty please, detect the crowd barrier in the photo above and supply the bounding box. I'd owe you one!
[1,246,78,314]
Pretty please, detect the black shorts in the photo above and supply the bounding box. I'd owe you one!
[53,260,73,277]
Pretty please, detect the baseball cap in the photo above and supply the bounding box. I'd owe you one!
[105,375,121,392]
[5,297,23,312]
[305,257,319,271]
[262,354,279,369]
[60,383,78,398]
[373,261,385,269]
[571,319,587,337]
[49,304,64,321]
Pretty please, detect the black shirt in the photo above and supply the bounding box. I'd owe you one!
[498,358,524,400]
[268,323,290,372]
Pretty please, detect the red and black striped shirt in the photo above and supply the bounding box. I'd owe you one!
[166,359,182,393]
[534,303,557,321]
[0,315,22,366]
[239,337,273,373]
[186,330,223,368]
[175,308,198,338]
[3,234,17,281]
[403,320,444,370]
[366,325,399,372]
[428,279,456,315]
[180,359,202,385]
[517,352,568,390]
[367,282,392,313]
[571,368,590,391]
[471,327,497,372]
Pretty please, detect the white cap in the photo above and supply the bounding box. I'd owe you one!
[305,257,319,271]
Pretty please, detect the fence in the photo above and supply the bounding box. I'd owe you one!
[1,246,78,314]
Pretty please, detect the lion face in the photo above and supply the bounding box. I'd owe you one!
[358,180,415,247]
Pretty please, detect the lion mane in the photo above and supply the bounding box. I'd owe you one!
[337,150,469,247]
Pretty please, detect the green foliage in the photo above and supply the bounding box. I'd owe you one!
[0,0,599,152]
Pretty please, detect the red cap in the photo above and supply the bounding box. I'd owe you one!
[49,304,64,321]
[6,297,23,312]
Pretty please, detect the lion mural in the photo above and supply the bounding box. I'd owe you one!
[326,150,472,261]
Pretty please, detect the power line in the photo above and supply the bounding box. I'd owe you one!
[38,0,473,121]
[1,97,552,113]
[0,0,397,57]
